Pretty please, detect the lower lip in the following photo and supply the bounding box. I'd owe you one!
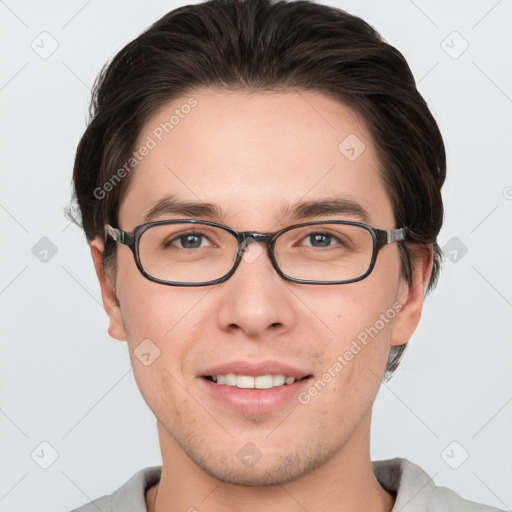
[199,377,312,415]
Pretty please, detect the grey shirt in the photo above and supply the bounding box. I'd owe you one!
[70,458,504,511]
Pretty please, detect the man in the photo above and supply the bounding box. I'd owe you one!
[69,0,503,510]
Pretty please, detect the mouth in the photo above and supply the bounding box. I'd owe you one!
[198,360,314,414]
[202,374,312,389]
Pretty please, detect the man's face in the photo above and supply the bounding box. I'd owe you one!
[99,90,416,485]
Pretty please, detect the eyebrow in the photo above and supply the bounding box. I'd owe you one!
[143,194,371,224]
[279,197,370,224]
[144,194,224,222]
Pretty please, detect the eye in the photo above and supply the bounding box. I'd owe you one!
[301,232,344,248]
[165,231,212,249]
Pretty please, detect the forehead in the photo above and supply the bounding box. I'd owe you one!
[119,89,395,229]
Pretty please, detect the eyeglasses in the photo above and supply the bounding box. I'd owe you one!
[104,219,407,286]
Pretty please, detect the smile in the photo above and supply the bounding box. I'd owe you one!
[204,374,304,389]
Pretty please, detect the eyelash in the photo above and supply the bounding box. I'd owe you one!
[164,230,347,249]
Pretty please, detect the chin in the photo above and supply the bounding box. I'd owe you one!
[198,458,307,487]
[183,439,337,487]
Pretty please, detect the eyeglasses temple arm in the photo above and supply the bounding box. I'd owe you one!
[104,224,124,243]
[387,228,406,244]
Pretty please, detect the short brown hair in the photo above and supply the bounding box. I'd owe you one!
[70,0,446,378]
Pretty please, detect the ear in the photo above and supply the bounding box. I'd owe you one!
[90,236,128,341]
[390,243,434,347]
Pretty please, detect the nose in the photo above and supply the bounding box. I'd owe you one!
[215,240,296,338]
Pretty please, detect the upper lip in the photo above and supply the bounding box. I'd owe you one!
[200,360,312,379]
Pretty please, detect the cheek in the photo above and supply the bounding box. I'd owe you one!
[115,243,207,339]
[294,270,401,395]
[297,265,400,347]
[119,289,211,418]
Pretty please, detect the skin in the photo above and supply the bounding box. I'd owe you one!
[91,89,432,512]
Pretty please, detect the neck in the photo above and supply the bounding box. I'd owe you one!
[146,412,394,512]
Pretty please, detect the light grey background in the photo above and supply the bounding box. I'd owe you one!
[1,1,511,511]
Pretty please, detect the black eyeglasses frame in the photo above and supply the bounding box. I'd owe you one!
[104,219,407,287]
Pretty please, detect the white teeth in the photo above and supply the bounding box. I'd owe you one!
[209,373,298,389]
[225,373,237,386]
[237,375,255,388]
[255,375,273,389]
[272,375,286,386]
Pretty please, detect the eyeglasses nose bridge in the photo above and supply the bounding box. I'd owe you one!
[236,232,275,261]
[238,232,273,250]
